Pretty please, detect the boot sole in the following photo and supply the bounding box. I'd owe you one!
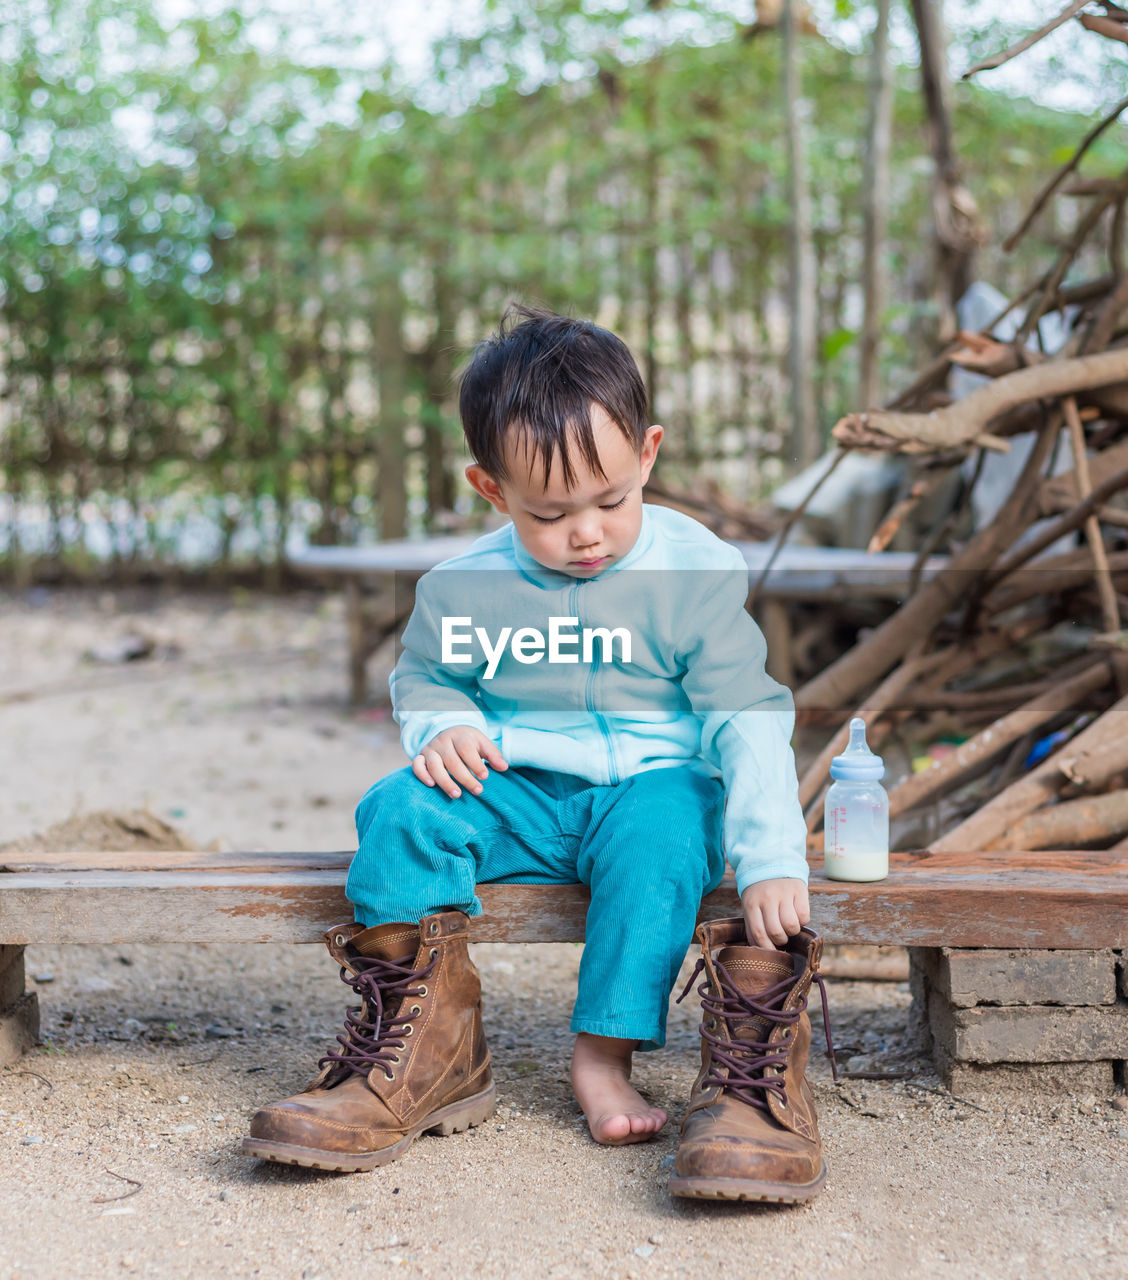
[241,1082,497,1173]
[668,1162,826,1205]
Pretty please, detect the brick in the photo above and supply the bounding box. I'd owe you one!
[929,999,1128,1064]
[0,946,26,1012]
[940,1058,1116,1098]
[935,947,1118,1008]
[1117,950,1127,1001]
[0,992,39,1065]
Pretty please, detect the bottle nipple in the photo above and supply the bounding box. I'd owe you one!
[846,718,869,754]
[830,717,885,781]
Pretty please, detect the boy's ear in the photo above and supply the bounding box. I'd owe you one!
[465,463,511,514]
[640,424,663,486]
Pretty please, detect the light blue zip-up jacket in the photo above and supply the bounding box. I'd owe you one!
[389,503,809,892]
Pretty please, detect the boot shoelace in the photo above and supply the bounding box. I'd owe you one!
[319,951,438,1080]
[676,957,839,1111]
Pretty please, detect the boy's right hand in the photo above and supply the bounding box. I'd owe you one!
[413,726,509,799]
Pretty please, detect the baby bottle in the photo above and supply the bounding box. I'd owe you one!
[823,717,889,882]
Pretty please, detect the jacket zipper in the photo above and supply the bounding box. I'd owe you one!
[570,580,619,785]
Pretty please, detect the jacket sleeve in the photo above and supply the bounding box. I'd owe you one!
[389,575,489,759]
[678,549,809,893]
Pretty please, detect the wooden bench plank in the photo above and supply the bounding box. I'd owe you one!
[2,852,1125,948]
[0,850,358,874]
[3,848,1118,875]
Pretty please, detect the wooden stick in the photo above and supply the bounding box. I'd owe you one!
[876,273,1106,413]
[832,348,1128,454]
[983,548,1128,616]
[1081,270,1128,354]
[1037,439,1128,517]
[796,645,939,810]
[1079,11,1128,43]
[948,331,1038,378]
[925,613,1054,688]
[1016,176,1128,345]
[987,463,1128,592]
[1059,733,1128,791]
[1063,179,1128,197]
[992,788,1128,850]
[887,660,1113,816]
[867,468,953,553]
[1097,506,1128,530]
[961,1,1089,79]
[896,682,1058,713]
[1003,95,1128,253]
[929,691,1128,851]
[747,450,846,611]
[797,421,1058,715]
[1063,394,1121,633]
[884,345,959,412]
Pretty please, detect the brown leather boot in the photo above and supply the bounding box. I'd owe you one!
[242,909,494,1172]
[669,919,837,1204]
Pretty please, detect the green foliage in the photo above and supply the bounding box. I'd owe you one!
[0,0,1121,576]
[821,327,858,362]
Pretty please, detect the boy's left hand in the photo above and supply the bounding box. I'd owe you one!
[739,878,810,950]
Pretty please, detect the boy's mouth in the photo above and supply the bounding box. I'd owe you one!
[570,555,609,568]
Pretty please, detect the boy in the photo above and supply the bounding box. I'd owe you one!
[243,306,831,1202]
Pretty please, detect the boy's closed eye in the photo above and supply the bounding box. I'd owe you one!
[529,494,629,525]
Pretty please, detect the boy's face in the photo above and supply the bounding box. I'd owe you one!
[466,405,663,578]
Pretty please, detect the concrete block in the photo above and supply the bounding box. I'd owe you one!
[930,998,1128,1064]
[935,947,1118,1008]
[0,946,26,1011]
[0,992,39,1065]
[940,1058,1116,1098]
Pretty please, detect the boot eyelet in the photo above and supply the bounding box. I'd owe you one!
[334,933,347,946]
[428,921,439,936]
[403,1025,414,1036]
[410,1005,421,1016]
[416,986,428,998]
[429,948,438,959]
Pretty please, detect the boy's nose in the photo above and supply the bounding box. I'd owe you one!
[570,516,602,549]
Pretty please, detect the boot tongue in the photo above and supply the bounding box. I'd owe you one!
[714,945,794,996]
[351,922,420,962]
[713,945,795,1042]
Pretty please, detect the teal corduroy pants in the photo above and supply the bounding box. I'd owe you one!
[348,764,726,1051]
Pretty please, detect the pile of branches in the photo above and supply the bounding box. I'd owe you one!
[791,8,1128,853]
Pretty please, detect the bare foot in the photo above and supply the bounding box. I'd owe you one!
[570,1033,668,1145]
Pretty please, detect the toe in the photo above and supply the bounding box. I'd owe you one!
[592,1113,633,1144]
[629,1110,664,1135]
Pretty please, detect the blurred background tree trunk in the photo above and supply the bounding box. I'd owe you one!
[909,0,983,345]
[783,0,819,466]
[859,0,893,410]
[375,265,409,540]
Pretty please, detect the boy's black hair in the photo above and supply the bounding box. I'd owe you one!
[458,303,649,490]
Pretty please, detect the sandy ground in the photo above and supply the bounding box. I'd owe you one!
[1,586,1126,1280]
